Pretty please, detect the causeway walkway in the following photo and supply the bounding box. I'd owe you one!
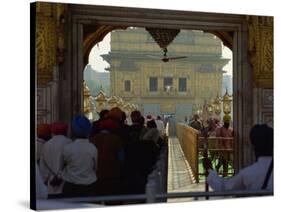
[167,137,206,202]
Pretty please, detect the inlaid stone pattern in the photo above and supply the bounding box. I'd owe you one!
[247,16,273,88]
[37,81,59,124]
[262,89,273,108]
[262,89,273,127]
[254,88,273,127]
[37,86,50,124]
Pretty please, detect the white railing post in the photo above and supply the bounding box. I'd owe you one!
[145,142,168,203]
[146,179,156,203]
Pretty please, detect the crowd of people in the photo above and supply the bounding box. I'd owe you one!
[187,114,273,192]
[188,114,234,176]
[36,107,167,200]
[36,109,273,200]
[204,124,273,192]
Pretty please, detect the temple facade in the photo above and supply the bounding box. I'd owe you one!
[102,28,230,121]
[34,2,273,169]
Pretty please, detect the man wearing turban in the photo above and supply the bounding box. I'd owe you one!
[215,114,234,177]
[61,115,98,197]
[36,124,51,163]
[39,122,72,198]
[204,124,273,192]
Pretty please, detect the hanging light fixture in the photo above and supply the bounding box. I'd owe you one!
[146,28,180,50]
[145,28,187,62]
[222,89,232,115]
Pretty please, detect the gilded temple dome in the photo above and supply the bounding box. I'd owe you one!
[94,89,107,102]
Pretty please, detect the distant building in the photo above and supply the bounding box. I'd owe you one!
[102,28,230,122]
[84,65,110,96]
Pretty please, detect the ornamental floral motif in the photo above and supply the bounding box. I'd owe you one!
[36,2,66,85]
[247,16,273,88]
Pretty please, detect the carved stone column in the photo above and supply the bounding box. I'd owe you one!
[36,2,66,86]
[36,3,56,85]
[246,16,273,166]
[247,16,273,89]
[36,2,67,124]
[247,16,273,124]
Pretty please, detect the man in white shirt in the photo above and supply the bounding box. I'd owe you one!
[39,122,72,198]
[155,115,165,138]
[36,124,51,163]
[36,164,48,199]
[204,124,273,192]
[62,115,98,197]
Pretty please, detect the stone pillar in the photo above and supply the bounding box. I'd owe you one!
[246,16,273,166]
[37,65,59,124]
[36,2,66,124]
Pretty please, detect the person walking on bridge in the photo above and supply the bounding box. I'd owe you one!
[215,114,233,177]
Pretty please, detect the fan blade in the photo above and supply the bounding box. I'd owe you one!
[146,55,162,59]
[168,56,187,60]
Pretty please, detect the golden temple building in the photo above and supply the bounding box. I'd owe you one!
[102,28,230,121]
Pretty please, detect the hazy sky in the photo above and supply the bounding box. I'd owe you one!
[88,33,111,72]
[221,45,233,76]
[88,32,233,75]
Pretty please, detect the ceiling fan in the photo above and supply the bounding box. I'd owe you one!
[147,47,187,62]
[145,28,187,62]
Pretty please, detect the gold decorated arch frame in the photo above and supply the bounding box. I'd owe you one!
[62,4,258,171]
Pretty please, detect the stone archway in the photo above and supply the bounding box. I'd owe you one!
[83,25,128,67]
[58,4,260,171]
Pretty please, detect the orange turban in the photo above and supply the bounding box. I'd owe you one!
[107,107,123,121]
[51,122,68,135]
[37,124,51,138]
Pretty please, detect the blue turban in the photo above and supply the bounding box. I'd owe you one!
[72,115,92,137]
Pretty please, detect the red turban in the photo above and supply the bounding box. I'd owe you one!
[37,124,51,138]
[99,118,119,130]
[51,122,68,135]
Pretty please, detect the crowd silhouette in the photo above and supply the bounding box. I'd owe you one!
[36,107,166,200]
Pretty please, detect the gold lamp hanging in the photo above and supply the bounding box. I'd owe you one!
[145,28,186,62]
[146,28,180,50]
[222,89,232,115]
